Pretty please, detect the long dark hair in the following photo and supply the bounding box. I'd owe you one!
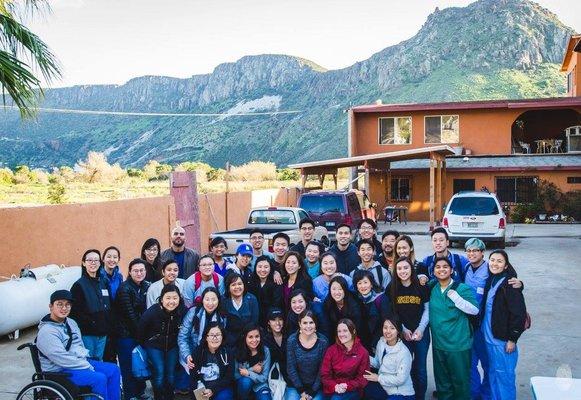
[236,323,266,363]
[198,287,222,315]
[141,238,161,269]
[324,276,359,321]
[390,256,421,308]
[488,249,517,277]
[281,251,310,281]
[250,255,275,287]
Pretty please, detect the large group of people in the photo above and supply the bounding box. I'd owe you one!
[36,220,528,400]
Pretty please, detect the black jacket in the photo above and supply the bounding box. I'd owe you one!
[264,332,288,380]
[115,278,150,339]
[190,346,234,394]
[359,292,393,354]
[324,293,364,338]
[481,268,527,343]
[138,303,185,351]
[248,278,283,328]
[70,270,112,336]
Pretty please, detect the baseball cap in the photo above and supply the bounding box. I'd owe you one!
[267,308,284,321]
[236,243,253,256]
[50,289,73,304]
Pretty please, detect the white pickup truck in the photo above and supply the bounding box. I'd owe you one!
[209,206,329,254]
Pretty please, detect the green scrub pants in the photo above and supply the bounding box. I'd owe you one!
[433,348,471,400]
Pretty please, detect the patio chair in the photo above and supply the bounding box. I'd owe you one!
[518,141,531,154]
[551,139,563,153]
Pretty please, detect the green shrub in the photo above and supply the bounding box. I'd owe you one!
[277,168,300,181]
[127,168,144,178]
[0,167,14,185]
[510,201,544,223]
[561,191,581,221]
[206,168,225,181]
[48,182,66,204]
[537,179,563,212]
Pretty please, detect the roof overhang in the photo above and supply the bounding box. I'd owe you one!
[289,145,455,173]
[561,34,581,72]
[351,97,581,114]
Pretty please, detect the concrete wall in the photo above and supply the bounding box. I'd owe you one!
[0,196,176,278]
[370,169,581,221]
[0,188,300,277]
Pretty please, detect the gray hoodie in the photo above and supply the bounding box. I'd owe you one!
[36,314,92,372]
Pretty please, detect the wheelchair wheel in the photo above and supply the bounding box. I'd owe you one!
[16,379,74,400]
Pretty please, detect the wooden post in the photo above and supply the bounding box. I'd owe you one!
[364,161,370,197]
[318,173,325,188]
[386,162,392,207]
[170,171,201,252]
[333,173,338,190]
[429,157,436,231]
[442,159,447,201]
[225,162,230,230]
[301,168,307,189]
[436,160,442,224]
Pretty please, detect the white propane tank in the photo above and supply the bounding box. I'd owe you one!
[0,265,82,337]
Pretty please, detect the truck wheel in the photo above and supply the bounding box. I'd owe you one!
[497,239,506,249]
[321,236,330,247]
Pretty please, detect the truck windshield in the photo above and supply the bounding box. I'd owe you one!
[299,195,344,214]
[448,197,499,216]
[248,210,296,224]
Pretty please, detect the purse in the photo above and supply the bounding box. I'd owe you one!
[268,362,286,400]
[131,345,151,380]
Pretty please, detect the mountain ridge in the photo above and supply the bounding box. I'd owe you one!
[0,0,574,168]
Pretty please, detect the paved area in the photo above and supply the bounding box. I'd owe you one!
[1,232,580,399]
[377,221,581,238]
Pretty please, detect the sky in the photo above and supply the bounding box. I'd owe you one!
[24,0,581,88]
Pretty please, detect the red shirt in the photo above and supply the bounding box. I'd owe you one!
[320,337,370,395]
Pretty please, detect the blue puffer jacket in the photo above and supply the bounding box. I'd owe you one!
[100,265,124,300]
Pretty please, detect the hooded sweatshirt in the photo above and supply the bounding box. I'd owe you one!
[36,315,92,372]
[320,337,370,396]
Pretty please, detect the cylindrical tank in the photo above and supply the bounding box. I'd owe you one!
[0,265,82,336]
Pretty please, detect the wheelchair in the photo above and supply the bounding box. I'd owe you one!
[16,342,104,400]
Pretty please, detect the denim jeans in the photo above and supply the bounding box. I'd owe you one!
[284,387,324,400]
[63,360,121,400]
[82,335,107,361]
[117,337,146,399]
[213,388,234,400]
[403,329,430,400]
[237,377,272,399]
[145,346,179,392]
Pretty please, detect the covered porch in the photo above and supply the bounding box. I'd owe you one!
[289,145,455,229]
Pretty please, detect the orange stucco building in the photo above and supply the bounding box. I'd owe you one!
[291,36,581,224]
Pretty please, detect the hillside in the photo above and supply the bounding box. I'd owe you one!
[0,0,573,169]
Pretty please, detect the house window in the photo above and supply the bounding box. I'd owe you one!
[391,176,411,201]
[425,115,459,144]
[567,176,581,184]
[495,176,537,204]
[379,117,412,144]
[453,179,475,194]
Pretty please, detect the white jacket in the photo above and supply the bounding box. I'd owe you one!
[370,338,415,396]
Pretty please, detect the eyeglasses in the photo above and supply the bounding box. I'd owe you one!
[466,249,483,253]
[207,333,222,339]
[53,302,72,309]
[300,227,314,231]
[359,226,374,231]
[85,259,100,263]
[131,269,146,274]
[145,248,159,253]
[250,236,264,240]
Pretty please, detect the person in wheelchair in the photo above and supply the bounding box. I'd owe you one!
[36,289,121,400]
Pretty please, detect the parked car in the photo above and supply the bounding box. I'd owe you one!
[209,206,329,254]
[298,190,365,240]
[442,191,506,248]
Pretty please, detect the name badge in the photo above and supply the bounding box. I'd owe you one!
[476,287,484,295]
[102,289,109,296]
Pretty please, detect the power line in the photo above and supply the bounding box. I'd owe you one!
[1,105,303,117]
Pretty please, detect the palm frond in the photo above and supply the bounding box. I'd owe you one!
[0,49,42,118]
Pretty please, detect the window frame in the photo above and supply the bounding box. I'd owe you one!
[423,114,460,144]
[378,116,413,145]
[390,176,412,202]
[495,176,538,205]
[567,176,581,184]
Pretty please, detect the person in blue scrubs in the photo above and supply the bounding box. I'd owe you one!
[481,250,527,400]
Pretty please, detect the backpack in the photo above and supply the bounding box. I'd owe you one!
[450,280,480,335]
[194,272,220,306]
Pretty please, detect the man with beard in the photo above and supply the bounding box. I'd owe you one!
[376,230,399,272]
[329,223,360,275]
[161,226,200,279]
